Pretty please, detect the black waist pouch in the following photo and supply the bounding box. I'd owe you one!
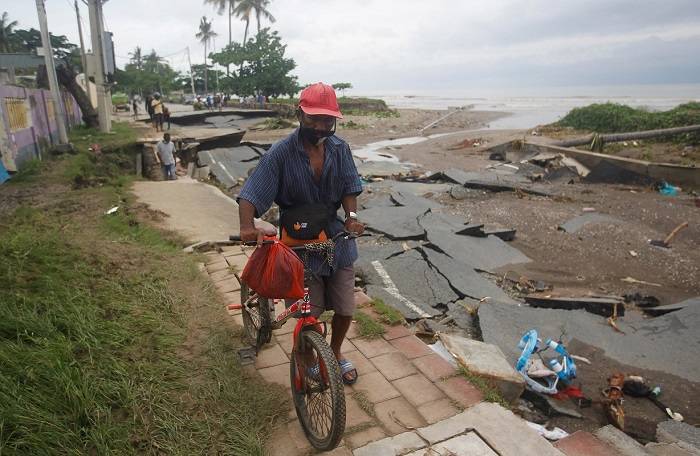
[280,203,335,243]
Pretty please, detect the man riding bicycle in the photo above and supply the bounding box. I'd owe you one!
[237,82,365,385]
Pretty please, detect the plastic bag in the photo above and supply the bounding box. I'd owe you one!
[241,238,305,299]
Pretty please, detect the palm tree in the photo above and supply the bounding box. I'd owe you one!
[252,0,275,34]
[204,0,235,76]
[128,46,143,70]
[195,16,217,93]
[234,0,275,44]
[233,1,252,45]
[0,11,19,53]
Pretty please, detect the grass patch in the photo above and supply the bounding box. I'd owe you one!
[556,102,700,143]
[370,298,405,326]
[259,117,296,130]
[458,366,509,408]
[5,159,43,184]
[0,129,287,454]
[339,120,366,130]
[353,310,384,339]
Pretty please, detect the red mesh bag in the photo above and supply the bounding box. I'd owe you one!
[241,238,305,299]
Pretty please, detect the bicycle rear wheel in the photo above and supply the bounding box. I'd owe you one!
[290,330,345,451]
[240,282,272,350]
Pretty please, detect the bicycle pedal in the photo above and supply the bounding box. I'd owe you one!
[238,347,256,366]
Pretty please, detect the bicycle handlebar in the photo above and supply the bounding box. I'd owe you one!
[228,231,368,250]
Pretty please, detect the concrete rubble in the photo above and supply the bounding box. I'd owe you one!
[439,333,526,404]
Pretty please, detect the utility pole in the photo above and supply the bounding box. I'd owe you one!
[87,0,111,132]
[35,0,69,144]
[74,0,88,77]
[186,46,196,97]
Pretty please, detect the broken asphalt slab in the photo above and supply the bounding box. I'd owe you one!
[420,246,518,304]
[419,211,531,271]
[557,212,623,234]
[429,168,554,197]
[478,301,700,381]
[390,191,442,209]
[524,296,625,318]
[198,146,262,188]
[359,206,428,240]
[377,249,459,309]
[642,297,699,317]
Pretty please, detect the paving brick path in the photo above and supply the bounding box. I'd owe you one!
[199,245,575,456]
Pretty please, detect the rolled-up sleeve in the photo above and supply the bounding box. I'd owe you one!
[237,151,280,217]
[341,144,363,196]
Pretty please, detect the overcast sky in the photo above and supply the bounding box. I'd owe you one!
[7,0,700,95]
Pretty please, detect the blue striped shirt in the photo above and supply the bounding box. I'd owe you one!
[238,129,363,275]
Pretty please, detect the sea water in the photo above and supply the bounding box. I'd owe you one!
[362,84,700,130]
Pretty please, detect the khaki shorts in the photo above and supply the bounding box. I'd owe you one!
[286,266,356,318]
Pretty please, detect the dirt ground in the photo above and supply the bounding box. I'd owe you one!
[353,119,700,439]
[242,108,507,149]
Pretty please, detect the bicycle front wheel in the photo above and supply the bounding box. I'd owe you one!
[290,330,346,451]
[240,282,272,350]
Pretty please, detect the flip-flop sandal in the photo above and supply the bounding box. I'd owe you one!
[339,359,358,385]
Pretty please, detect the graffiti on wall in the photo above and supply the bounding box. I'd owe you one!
[0,84,82,173]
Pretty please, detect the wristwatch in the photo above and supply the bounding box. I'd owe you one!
[345,211,357,220]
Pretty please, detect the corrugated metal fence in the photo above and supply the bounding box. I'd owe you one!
[0,84,82,174]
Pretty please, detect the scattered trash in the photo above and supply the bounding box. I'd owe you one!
[621,276,662,287]
[624,293,660,308]
[623,377,684,422]
[658,181,681,196]
[607,302,625,334]
[526,421,569,441]
[629,250,638,257]
[602,372,626,430]
[522,388,584,419]
[649,221,689,248]
[570,355,592,365]
[582,207,596,212]
[516,330,577,395]
[427,340,458,368]
[89,143,102,155]
[104,206,119,215]
[447,138,485,150]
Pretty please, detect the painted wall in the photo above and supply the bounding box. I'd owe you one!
[0,84,82,172]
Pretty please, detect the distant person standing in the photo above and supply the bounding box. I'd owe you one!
[163,106,171,130]
[155,133,177,180]
[145,95,154,121]
[206,94,213,111]
[214,93,221,111]
[132,98,139,118]
[151,93,164,132]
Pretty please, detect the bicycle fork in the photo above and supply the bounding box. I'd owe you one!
[292,291,327,391]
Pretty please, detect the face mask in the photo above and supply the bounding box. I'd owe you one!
[300,123,336,146]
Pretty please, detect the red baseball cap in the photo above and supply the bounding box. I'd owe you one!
[299,82,343,119]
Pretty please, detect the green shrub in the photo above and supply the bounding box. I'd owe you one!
[557,102,700,133]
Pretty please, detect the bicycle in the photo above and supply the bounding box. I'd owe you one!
[229,231,358,451]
